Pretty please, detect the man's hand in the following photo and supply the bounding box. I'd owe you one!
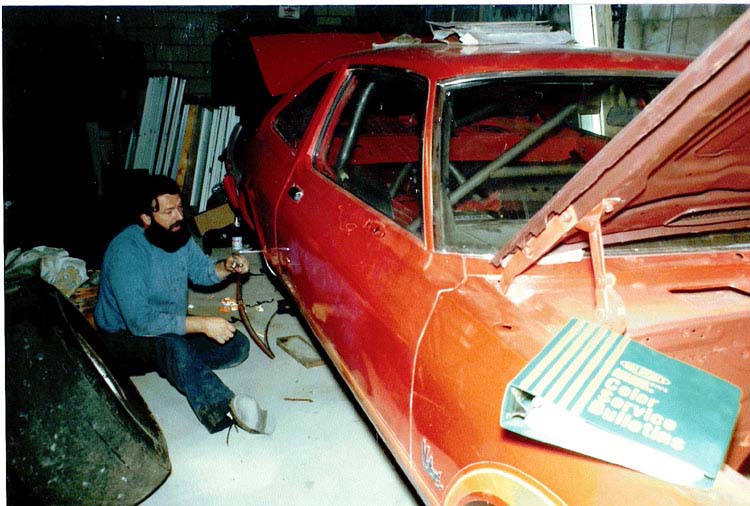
[215,253,249,280]
[186,315,236,344]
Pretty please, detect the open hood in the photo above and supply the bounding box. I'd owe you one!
[495,10,750,291]
[250,32,384,96]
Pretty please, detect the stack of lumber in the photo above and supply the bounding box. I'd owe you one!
[126,76,240,212]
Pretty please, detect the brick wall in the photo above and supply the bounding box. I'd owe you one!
[313,5,356,27]
[8,5,748,100]
[116,5,370,97]
[120,6,224,97]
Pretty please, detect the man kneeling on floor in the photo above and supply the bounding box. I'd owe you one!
[94,174,273,436]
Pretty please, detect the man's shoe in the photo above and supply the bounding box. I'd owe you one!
[229,395,275,435]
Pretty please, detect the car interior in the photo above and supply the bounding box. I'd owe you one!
[437,76,672,255]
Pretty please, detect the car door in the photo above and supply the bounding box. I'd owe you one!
[273,67,458,444]
[241,72,335,271]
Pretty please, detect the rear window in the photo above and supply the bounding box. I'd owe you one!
[274,73,334,150]
[314,68,427,238]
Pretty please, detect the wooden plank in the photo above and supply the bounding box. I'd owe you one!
[169,104,190,181]
[177,105,202,200]
[135,76,168,173]
[213,106,240,192]
[199,107,222,211]
[154,77,180,175]
[144,76,169,173]
[165,78,187,176]
[208,106,229,196]
[132,76,159,170]
[190,108,213,208]
[124,128,137,171]
[276,335,324,368]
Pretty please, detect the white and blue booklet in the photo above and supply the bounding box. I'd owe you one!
[501,319,740,489]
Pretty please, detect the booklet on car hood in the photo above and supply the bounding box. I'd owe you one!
[501,319,740,489]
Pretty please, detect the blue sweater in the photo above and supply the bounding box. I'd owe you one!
[95,224,221,336]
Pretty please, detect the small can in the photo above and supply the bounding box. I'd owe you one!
[231,235,243,251]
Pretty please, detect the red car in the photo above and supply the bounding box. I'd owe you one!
[225,15,749,506]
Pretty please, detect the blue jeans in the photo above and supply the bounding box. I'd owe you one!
[99,330,250,433]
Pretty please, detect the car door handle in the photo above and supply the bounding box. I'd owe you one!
[288,185,304,202]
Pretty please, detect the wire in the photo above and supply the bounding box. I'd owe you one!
[263,309,280,343]
[246,298,275,308]
[261,299,294,342]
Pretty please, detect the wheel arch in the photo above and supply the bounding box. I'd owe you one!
[443,461,568,506]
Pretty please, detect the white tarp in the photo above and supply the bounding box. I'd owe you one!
[428,21,575,46]
[5,246,88,297]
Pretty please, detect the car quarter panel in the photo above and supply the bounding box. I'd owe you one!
[241,68,346,268]
[243,120,295,260]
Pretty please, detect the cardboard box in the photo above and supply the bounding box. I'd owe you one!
[193,203,235,236]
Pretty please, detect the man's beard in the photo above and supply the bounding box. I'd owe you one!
[145,220,190,252]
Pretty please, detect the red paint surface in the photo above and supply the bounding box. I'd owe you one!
[250,32,384,96]
[231,19,750,505]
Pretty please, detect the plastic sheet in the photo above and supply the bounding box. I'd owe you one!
[5,246,88,297]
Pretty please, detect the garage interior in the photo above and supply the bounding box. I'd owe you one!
[3,4,748,505]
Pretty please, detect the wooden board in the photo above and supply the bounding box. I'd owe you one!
[276,335,324,368]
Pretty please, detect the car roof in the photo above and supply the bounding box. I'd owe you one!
[323,43,691,81]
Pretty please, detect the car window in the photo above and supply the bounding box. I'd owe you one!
[314,69,427,237]
[274,73,334,150]
[434,75,673,255]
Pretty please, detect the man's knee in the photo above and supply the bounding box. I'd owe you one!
[156,334,196,373]
[231,330,250,364]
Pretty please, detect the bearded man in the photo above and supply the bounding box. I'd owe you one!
[95,175,273,435]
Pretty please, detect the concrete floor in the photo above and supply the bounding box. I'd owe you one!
[134,248,420,505]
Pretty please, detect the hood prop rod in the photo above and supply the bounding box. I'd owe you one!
[575,198,626,333]
[497,198,626,333]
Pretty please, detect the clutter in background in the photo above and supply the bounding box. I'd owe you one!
[372,33,423,49]
[5,246,89,297]
[69,283,100,326]
[193,203,236,236]
[5,246,100,325]
[220,297,239,313]
[428,20,574,45]
[125,75,240,213]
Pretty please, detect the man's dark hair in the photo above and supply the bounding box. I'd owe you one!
[137,175,182,218]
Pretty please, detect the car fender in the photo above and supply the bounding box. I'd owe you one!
[443,462,567,506]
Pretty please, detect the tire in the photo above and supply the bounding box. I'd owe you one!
[5,276,171,505]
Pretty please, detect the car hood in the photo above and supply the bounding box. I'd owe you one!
[250,32,384,96]
[494,10,750,286]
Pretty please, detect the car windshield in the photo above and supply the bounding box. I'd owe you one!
[434,74,674,255]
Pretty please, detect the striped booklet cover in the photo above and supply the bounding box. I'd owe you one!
[501,319,740,489]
